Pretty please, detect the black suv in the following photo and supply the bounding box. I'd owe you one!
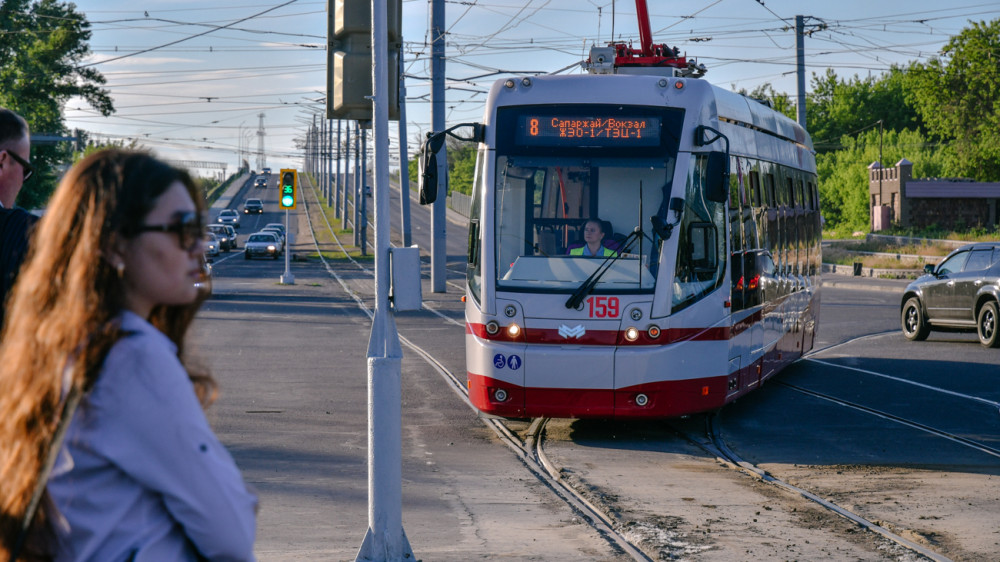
[900,242,1000,347]
[243,198,264,214]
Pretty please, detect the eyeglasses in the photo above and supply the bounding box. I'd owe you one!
[3,150,34,182]
[135,212,204,251]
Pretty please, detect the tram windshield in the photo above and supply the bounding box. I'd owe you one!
[494,155,673,292]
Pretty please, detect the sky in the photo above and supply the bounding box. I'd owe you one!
[60,0,1000,178]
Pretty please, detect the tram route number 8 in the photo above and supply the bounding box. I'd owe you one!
[587,296,619,318]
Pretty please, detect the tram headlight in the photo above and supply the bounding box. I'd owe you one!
[521,77,532,87]
[504,79,516,89]
[504,305,517,318]
[485,321,500,335]
[507,323,521,338]
[494,388,509,402]
[624,327,639,342]
[635,393,649,407]
[647,325,661,339]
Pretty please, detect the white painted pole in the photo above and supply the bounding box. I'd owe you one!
[355,0,412,559]
[280,207,294,284]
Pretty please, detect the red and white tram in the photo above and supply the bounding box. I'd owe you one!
[420,4,821,419]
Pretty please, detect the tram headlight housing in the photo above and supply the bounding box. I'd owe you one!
[647,325,661,339]
[507,323,521,338]
[485,321,500,335]
[624,327,639,342]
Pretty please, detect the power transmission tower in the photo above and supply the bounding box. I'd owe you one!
[257,113,267,171]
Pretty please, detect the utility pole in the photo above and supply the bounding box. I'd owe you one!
[354,0,414,559]
[430,0,446,292]
[398,44,412,247]
[796,15,806,129]
[256,113,266,172]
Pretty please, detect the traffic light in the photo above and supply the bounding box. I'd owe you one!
[279,169,297,209]
[327,0,402,122]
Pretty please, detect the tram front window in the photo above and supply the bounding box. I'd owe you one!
[494,155,671,292]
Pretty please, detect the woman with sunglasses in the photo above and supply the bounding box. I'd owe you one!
[0,149,257,561]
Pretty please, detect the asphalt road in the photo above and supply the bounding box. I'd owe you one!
[193,175,1000,560]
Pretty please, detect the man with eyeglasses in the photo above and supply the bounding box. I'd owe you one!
[0,107,38,330]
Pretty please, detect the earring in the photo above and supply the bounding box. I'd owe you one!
[115,262,125,278]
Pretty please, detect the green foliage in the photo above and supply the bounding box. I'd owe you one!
[446,139,477,195]
[906,19,1000,180]
[807,67,922,151]
[816,128,954,232]
[0,0,113,208]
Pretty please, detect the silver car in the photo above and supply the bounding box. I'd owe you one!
[204,233,220,258]
[217,209,241,229]
[244,232,281,260]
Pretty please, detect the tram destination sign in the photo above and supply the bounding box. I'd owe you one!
[517,114,661,147]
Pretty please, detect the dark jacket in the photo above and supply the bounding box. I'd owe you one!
[0,207,38,329]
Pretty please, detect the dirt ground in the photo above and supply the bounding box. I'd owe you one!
[533,417,1000,561]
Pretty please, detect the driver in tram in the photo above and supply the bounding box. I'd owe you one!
[568,218,618,257]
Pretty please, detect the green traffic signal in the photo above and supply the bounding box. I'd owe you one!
[279,169,297,209]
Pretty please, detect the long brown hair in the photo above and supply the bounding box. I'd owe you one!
[0,149,216,560]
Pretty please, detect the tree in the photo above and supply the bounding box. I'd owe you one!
[906,19,1000,181]
[816,128,954,233]
[0,0,114,208]
[806,68,921,152]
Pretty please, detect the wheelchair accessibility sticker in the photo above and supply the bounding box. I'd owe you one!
[493,353,521,370]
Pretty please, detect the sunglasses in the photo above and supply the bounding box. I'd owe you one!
[135,211,204,251]
[4,149,34,182]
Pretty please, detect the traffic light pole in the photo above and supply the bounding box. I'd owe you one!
[355,0,413,560]
[280,207,294,284]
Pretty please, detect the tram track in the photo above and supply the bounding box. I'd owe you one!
[301,183,994,559]
[300,181,654,561]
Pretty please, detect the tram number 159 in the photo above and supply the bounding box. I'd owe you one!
[587,296,619,318]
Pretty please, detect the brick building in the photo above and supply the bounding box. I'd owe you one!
[868,159,1000,231]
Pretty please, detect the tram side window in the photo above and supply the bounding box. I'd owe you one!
[786,178,795,208]
[673,154,726,312]
[749,171,761,207]
[807,180,816,210]
[764,173,776,207]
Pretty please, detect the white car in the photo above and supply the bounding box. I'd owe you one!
[244,232,281,260]
[217,209,241,229]
[204,233,220,258]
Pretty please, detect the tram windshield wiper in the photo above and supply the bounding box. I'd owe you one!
[565,228,642,310]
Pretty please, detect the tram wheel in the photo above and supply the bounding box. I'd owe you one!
[901,297,929,341]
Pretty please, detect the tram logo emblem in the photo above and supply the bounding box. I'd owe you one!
[558,324,586,339]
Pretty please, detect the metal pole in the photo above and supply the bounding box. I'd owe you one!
[343,121,352,230]
[328,117,334,208]
[280,207,294,284]
[336,119,343,219]
[796,15,807,129]
[431,0,446,292]
[354,121,361,247]
[354,0,412,557]
[361,128,368,256]
[398,44,412,247]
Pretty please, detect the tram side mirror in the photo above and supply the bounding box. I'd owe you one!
[418,132,446,205]
[705,151,729,204]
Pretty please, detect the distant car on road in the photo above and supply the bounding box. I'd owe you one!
[204,232,220,258]
[901,241,1000,347]
[244,232,281,260]
[244,198,264,214]
[260,226,284,250]
[217,209,241,229]
[261,167,271,176]
[254,176,267,189]
[207,224,235,251]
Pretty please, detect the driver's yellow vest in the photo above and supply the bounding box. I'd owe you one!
[569,245,617,257]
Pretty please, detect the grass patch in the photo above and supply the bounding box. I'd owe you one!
[823,247,931,269]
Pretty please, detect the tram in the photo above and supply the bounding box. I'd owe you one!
[419,1,820,419]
